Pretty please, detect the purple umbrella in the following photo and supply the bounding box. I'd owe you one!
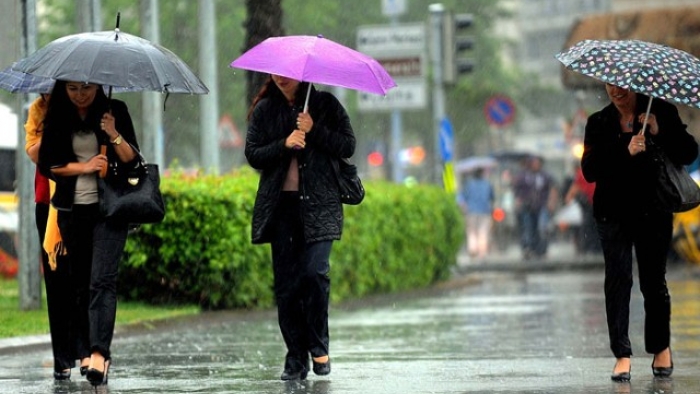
[230,35,396,110]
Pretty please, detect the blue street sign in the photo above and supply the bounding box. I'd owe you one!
[439,117,454,162]
[484,95,516,127]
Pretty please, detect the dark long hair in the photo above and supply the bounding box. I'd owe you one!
[43,80,110,139]
[246,76,310,121]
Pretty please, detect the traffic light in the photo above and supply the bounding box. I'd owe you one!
[442,11,475,84]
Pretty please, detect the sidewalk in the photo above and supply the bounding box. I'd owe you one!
[0,240,601,355]
[454,239,605,274]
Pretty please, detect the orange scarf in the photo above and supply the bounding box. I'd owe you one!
[43,181,66,270]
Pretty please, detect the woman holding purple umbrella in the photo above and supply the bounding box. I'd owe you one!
[582,83,697,382]
[245,74,355,380]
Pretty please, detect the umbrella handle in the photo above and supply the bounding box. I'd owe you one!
[639,97,653,136]
[292,83,313,149]
[99,145,108,178]
[303,83,312,113]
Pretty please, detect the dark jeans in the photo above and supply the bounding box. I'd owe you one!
[58,204,128,361]
[270,192,332,371]
[517,207,550,256]
[36,203,75,372]
[596,211,672,358]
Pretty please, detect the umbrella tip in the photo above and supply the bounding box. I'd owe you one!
[317,34,324,38]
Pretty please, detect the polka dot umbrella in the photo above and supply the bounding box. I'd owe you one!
[556,39,700,132]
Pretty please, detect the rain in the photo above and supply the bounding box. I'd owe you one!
[2,1,700,393]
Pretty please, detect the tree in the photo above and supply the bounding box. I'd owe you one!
[243,0,284,106]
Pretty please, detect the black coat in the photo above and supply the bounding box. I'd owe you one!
[245,86,355,244]
[38,99,139,211]
[581,94,698,219]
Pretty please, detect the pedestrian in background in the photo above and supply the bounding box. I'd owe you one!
[24,93,86,380]
[564,164,599,254]
[460,168,494,260]
[38,80,139,385]
[245,75,355,380]
[512,156,557,259]
[582,83,697,382]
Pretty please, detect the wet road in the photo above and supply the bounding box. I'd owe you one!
[1,263,699,393]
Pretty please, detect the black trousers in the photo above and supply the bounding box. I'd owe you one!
[595,211,672,358]
[36,203,75,372]
[58,204,128,361]
[270,192,332,370]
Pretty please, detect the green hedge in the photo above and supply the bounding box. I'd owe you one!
[118,168,465,310]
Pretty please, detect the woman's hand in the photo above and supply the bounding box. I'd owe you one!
[638,112,659,135]
[628,133,646,156]
[85,153,108,174]
[285,130,306,149]
[296,113,314,133]
[100,112,118,140]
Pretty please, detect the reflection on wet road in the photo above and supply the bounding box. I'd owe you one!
[1,266,699,393]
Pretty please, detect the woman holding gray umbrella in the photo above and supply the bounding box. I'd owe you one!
[38,80,139,385]
[245,74,355,380]
[582,83,697,381]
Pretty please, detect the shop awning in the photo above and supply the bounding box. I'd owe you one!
[561,6,700,89]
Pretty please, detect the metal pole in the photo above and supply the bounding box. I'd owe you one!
[429,3,446,184]
[91,0,102,31]
[140,0,164,167]
[18,0,41,310]
[389,15,403,184]
[198,0,219,174]
[76,0,97,32]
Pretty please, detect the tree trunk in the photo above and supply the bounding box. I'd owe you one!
[243,0,284,106]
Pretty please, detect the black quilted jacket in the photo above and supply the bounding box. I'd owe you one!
[245,85,355,244]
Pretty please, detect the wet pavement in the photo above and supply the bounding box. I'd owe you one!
[1,241,700,393]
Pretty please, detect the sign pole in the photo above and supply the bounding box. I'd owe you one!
[388,13,403,183]
[429,3,446,185]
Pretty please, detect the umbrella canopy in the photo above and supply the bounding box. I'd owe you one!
[0,65,140,95]
[555,39,700,109]
[0,66,54,94]
[12,29,208,95]
[230,35,396,96]
[455,156,498,173]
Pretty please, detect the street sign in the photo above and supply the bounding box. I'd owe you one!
[357,79,426,111]
[357,23,425,53]
[484,95,516,127]
[376,56,422,78]
[439,117,454,162]
[357,23,427,111]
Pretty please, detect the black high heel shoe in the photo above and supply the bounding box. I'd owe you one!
[312,358,331,376]
[652,350,673,378]
[53,369,71,381]
[80,358,90,376]
[611,359,631,382]
[86,359,110,386]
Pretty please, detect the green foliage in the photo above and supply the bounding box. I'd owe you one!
[0,277,199,339]
[120,166,274,310]
[331,181,465,301]
[119,170,464,310]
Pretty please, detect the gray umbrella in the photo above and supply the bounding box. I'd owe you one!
[11,29,208,95]
[0,64,141,94]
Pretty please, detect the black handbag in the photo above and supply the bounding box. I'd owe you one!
[649,142,700,213]
[98,148,166,224]
[333,158,365,205]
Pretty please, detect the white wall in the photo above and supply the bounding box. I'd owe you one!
[0,104,18,149]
